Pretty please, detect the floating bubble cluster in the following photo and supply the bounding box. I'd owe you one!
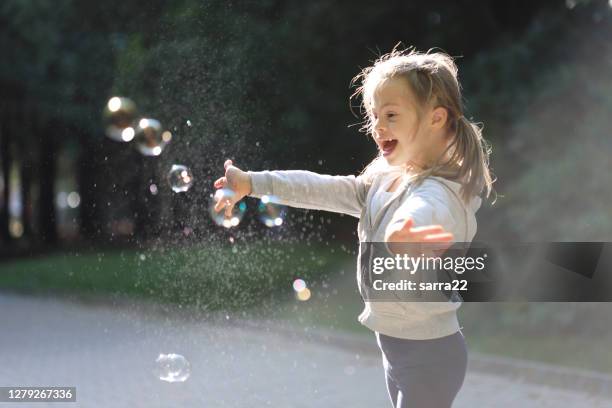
[104,97,138,142]
[167,164,194,193]
[154,353,191,383]
[208,188,247,228]
[257,195,285,227]
[103,97,173,157]
[103,97,294,229]
[134,118,172,156]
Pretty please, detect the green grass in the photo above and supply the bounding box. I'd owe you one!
[0,242,349,311]
[3,245,612,375]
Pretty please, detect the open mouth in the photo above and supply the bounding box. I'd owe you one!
[381,139,398,156]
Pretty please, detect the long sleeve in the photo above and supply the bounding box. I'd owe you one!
[385,178,457,239]
[247,170,369,218]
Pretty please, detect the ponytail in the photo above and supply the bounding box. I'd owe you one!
[453,116,494,203]
[406,115,494,204]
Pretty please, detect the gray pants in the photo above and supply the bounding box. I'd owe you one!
[375,330,468,408]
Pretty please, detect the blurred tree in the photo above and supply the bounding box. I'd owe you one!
[0,0,168,247]
[0,112,12,244]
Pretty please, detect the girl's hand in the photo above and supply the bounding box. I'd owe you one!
[212,159,252,216]
[385,217,454,256]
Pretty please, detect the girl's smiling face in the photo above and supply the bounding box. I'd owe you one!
[369,77,446,169]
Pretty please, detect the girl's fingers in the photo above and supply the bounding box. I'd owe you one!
[214,191,232,213]
[212,160,237,215]
[224,200,234,218]
[409,225,445,234]
[422,232,454,242]
[391,223,443,240]
[424,234,454,255]
[213,195,235,217]
[214,177,227,189]
[213,198,225,213]
[400,218,414,230]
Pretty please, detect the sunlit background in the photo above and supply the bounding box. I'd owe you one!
[0,0,611,406]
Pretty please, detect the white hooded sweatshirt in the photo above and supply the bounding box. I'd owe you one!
[248,168,482,340]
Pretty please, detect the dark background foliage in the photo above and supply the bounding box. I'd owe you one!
[2,0,611,253]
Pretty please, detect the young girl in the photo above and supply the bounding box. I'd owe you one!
[213,47,494,408]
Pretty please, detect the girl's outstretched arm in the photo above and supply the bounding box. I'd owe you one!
[213,160,368,218]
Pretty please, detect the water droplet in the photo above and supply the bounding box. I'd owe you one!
[167,164,194,193]
[154,353,191,383]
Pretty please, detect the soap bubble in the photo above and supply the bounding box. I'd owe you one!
[292,278,307,292]
[208,188,246,228]
[296,287,312,301]
[154,353,191,383]
[103,97,138,142]
[167,164,194,193]
[134,118,172,156]
[257,195,286,227]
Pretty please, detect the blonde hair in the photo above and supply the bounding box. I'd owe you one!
[350,46,495,203]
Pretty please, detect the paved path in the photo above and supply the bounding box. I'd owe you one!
[1,294,611,408]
